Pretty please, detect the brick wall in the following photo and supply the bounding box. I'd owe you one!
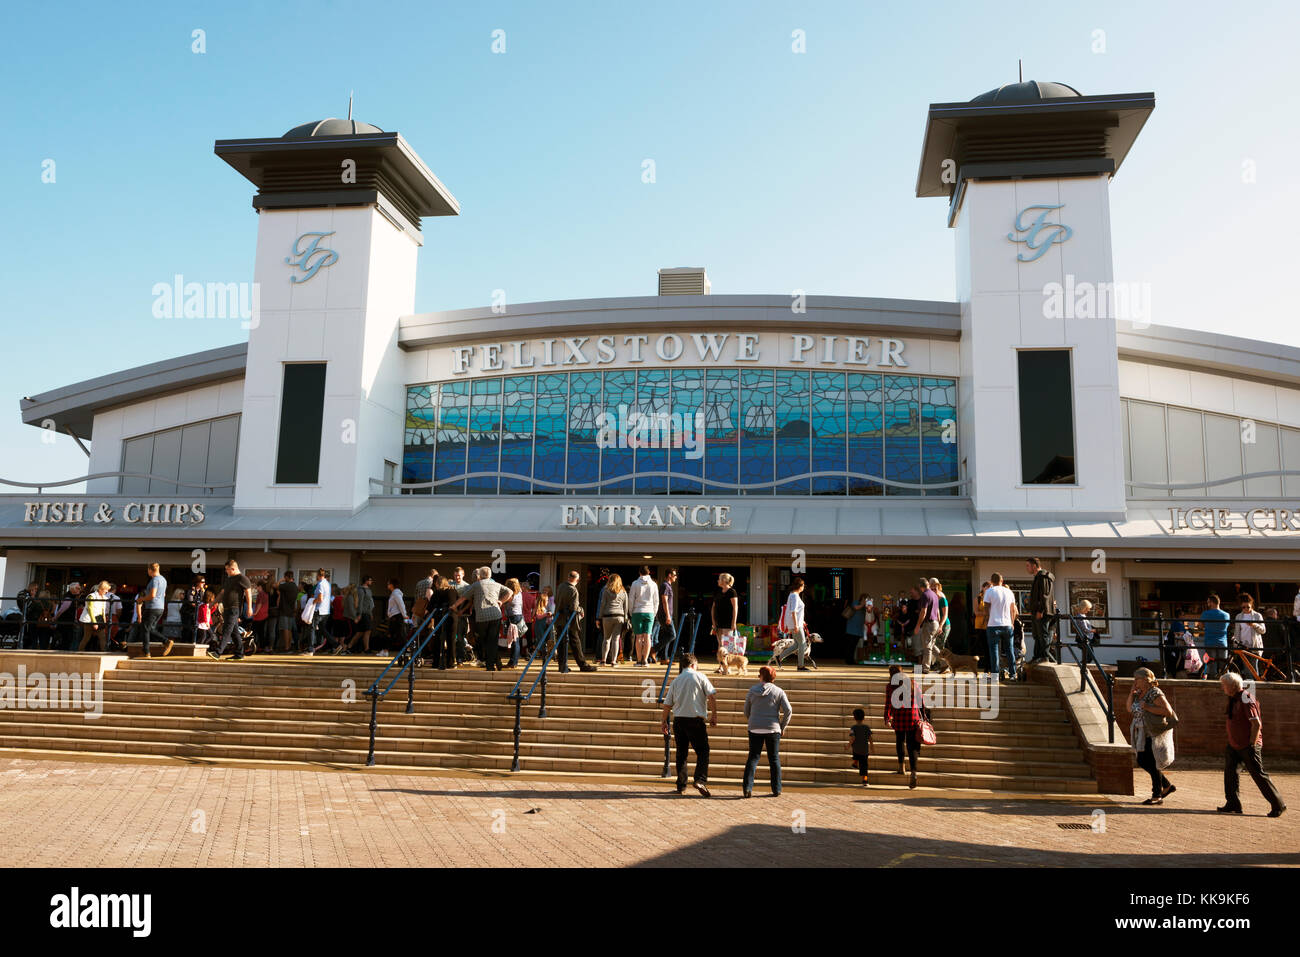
[1110,676,1300,756]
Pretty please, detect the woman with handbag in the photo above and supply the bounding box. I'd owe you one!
[884,664,927,789]
[501,577,525,668]
[1127,666,1178,805]
[597,573,628,666]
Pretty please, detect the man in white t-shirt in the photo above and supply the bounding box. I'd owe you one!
[983,572,1019,680]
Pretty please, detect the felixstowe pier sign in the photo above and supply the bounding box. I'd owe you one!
[448,332,910,376]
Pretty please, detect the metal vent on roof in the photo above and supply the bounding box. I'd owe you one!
[658,267,711,296]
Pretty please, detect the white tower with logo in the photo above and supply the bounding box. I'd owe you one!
[917,82,1153,521]
[216,118,459,513]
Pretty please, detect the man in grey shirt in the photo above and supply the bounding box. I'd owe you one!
[661,654,717,797]
[453,567,505,672]
[743,665,792,797]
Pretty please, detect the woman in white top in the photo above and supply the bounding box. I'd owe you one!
[77,581,113,652]
[783,577,811,671]
[163,587,185,639]
[1233,595,1265,651]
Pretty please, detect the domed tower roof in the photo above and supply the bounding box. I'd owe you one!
[282,117,384,138]
[969,80,1081,105]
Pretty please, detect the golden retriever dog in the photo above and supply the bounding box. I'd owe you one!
[938,648,981,676]
[716,649,750,675]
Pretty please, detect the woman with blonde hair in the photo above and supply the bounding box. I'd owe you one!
[1127,666,1179,805]
[712,571,739,646]
[78,581,113,651]
[501,577,525,667]
[597,573,628,666]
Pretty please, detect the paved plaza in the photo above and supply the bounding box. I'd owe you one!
[0,755,1293,867]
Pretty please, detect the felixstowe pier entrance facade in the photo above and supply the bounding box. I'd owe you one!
[6,83,1300,662]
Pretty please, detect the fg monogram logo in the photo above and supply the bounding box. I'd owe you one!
[285,231,339,283]
[1007,205,1073,262]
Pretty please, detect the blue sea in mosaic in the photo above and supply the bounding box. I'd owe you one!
[401,369,958,495]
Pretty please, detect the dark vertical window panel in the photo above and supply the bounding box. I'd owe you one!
[739,368,775,495]
[147,426,181,495]
[466,378,503,494]
[669,370,705,494]
[1017,351,1075,484]
[275,363,326,485]
[704,368,738,489]
[499,376,535,494]
[434,380,469,494]
[846,373,883,495]
[811,371,847,495]
[883,375,920,495]
[921,377,958,496]
[775,369,810,494]
[600,370,636,493]
[635,369,671,493]
[532,373,568,493]
[566,371,602,491]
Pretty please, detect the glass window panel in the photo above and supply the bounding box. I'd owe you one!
[635,370,672,494]
[500,376,535,494]
[1127,400,1168,495]
[1243,421,1281,497]
[921,377,958,496]
[1283,428,1300,497]
[775,369,810,494]
[1204,413,1243,497]
[600,370,636,493]
[177,421,211,493]
[1166,406,1205,498]
[704,368,738,490]
[403,385,435,493]
[148,427,182,495]
[811,371,846,495]
[206,415,240,490]
[533,373,568,493]
[847,373,883,496]
[670,370,705,494]
[739,368,775,495]
[120,435,153,496]
[275,363,326,484]
[1121,399,1132,485]
[434,380,469,494]
[466,378,502,494]
[566,371,602,491]
[883,375,920,496]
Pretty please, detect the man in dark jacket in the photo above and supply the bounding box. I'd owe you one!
[1026,558,1057,663]
[555,570,596,673]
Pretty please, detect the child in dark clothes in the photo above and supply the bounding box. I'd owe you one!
[849,707,872,785]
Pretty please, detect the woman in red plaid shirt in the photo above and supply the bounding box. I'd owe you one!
[885,664,924,789]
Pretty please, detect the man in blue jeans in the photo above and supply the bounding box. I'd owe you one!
[982,573,1018,680]
[1200,593,1232,678]
[134,562,173,659]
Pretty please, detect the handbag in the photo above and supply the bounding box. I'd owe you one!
[917,715,937,746]
[841,604,855,620]
[1143,709,1179,737]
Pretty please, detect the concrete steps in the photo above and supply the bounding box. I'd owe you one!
[0,656,1099,792]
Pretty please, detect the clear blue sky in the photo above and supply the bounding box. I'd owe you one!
[1,0,1298,488]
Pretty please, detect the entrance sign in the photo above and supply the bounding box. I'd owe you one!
[561,503,731,529]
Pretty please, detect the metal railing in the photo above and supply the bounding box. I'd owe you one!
[505,611,579,772]
[0,472,235,494]
[657,610,701,777]
[361,607,451,766]
[1045,611,1299,744]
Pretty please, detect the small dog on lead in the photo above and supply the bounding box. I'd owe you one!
[938,648,982,676]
